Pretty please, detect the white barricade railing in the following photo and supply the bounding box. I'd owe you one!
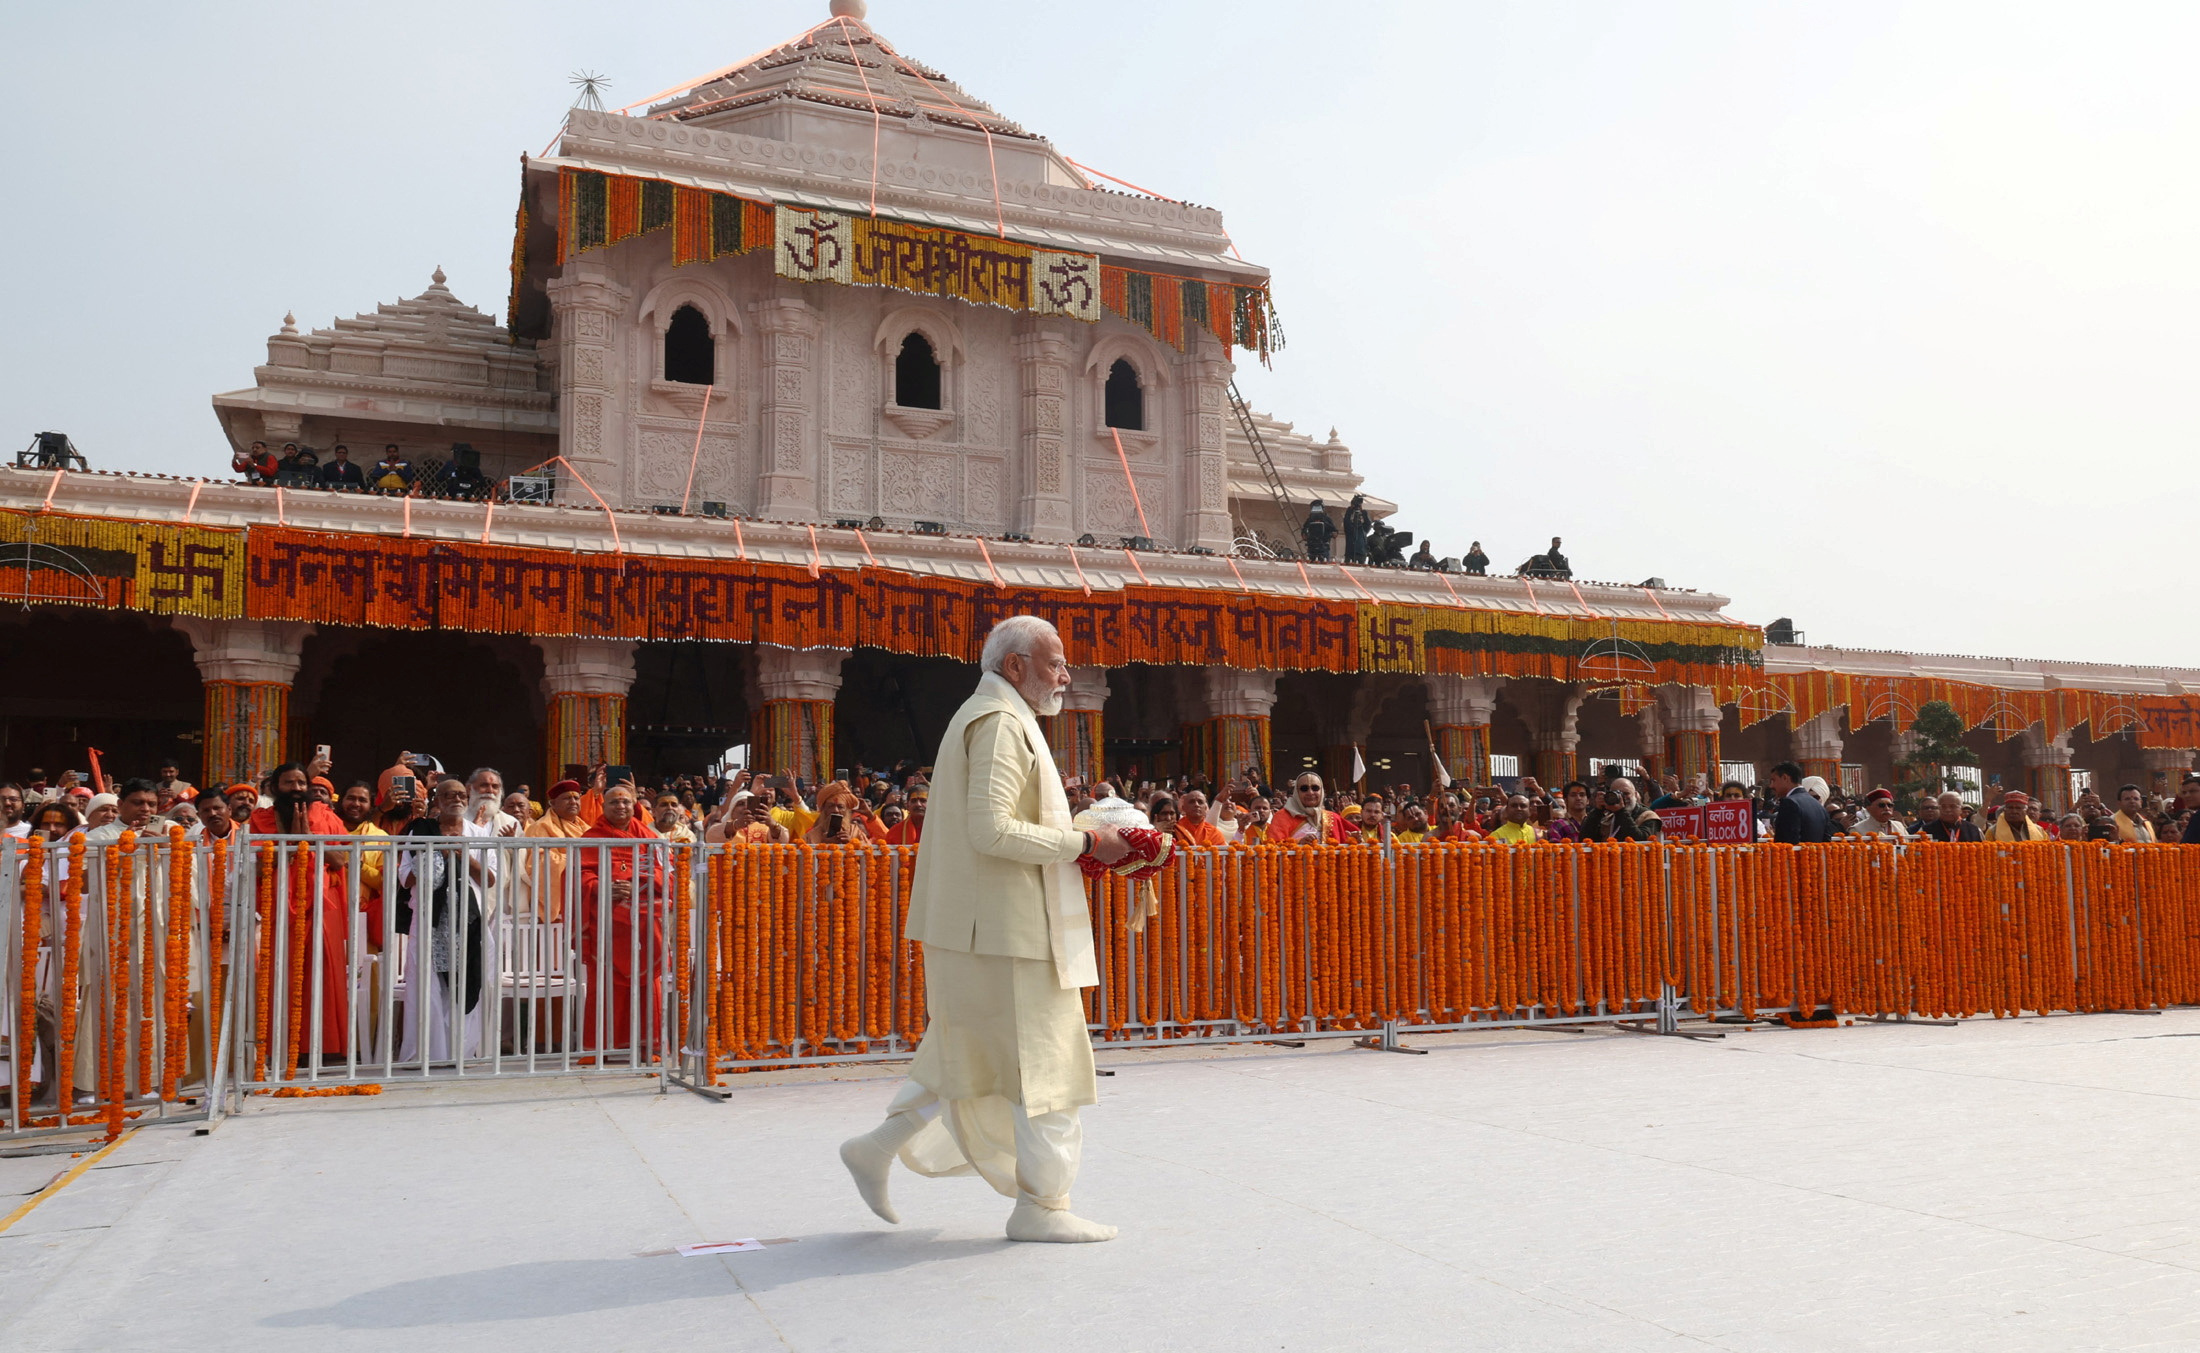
[9,835,2200,1132]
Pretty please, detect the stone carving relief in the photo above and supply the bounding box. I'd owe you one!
[773,413,805,471]
[832,325,872,435]
[967,361,1004,446]
[573,345,606,385]
[1037,445,1063,494]
[575,310,607,341]
[831,444,870,512]
[572,395,604,454]
[634,431,686,501]
[881,450,954,516]
[774,367,806,404]
[1201,454,1225,509]
[1083,467,1139,538]
[773,334,806,363]
[966,459,1003,525]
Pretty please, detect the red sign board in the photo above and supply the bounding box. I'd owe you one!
[1656,801,1755,844]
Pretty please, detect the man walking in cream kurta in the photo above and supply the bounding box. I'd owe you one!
[840,615,1131,1243]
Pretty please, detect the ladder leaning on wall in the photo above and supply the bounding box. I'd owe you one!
[1228,379,1303,556]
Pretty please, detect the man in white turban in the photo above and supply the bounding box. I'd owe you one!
[839,615,1131,1243]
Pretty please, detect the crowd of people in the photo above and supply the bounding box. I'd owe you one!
[1063,760,2200,849]
[1290,494,1526,580]
[229,440,497,499]
[6,751,2198,859]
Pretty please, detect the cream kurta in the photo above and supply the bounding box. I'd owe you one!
[894,672,1098,1194]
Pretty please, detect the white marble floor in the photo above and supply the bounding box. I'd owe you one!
[5,1011,2200,1351]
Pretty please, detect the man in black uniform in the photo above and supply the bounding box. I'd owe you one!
[1300,500,1336,562]
[1342,495,1372,566]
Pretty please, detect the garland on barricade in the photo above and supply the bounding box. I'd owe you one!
[17,835,43,1111]
[15,835,2200,1136]
[680,840,2200,1074]
[103,833,128,1139]
[162,825,191,1101]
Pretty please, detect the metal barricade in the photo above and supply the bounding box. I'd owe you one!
[1,829,222,1142]
[232,834,701,1098]
[10,833,2200,1134]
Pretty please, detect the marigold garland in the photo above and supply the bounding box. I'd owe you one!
[18,834,45,1108]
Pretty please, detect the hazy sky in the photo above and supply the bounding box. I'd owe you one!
[7,2,2196,668]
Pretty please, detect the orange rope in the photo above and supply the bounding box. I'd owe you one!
[1107,429,1154,541]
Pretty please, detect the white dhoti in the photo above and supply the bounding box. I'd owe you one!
[886,949,1094,1206]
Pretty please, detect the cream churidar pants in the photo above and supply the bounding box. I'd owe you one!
[890,948,1096,1209]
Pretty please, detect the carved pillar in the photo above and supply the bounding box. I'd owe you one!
[1426,675,1504,789]
[751,296,823,521]
[1512,683,1584,788]
[174,619,312,787]
[1187,668,1278,788]
[1181,338,1234,552]
[1012,324,1073,541]
[2141,747,2198,797]
[1792,710,1845,786]
[752,645,846,788]
[2016,727,2075,814]
[1659,685,1723,791]
[1042,666,1110,785]
[546,264,632,508]
[535,637,637,789]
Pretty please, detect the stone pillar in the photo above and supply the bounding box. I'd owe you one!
[1042,666,1109,785]
[535,637,637,789]
[1189,668,1278,788]
[2141,747,2197,797]
[545,264,633,507]
[1513,683,1584,788]
[175,619,313,787]
[751,296,823,521]
[1180,338,1234,552]
[2016,727,2075,813]
[1792,710,1845,786]
[1632,700,1668,784]
[1659,685,1724,791]
[1425,675,1504,789]
[1012,324,1073,541]
[751,645,846,788]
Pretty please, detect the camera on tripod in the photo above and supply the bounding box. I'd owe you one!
[16,431,87,471]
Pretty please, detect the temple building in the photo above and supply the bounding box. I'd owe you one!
[3,3,2197,808]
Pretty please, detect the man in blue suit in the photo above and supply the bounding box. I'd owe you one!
[1769,761,1831,844]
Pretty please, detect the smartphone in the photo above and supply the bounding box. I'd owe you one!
[392,773,417,800]
[824,811,845,838]
[315,744,331,763]
[834,767,849,783]
[606,765,634,788]
[563,763,589,783]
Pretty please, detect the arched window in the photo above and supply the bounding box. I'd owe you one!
[1104,358,1144,430]
[895,333,942,409]
[664,305,714,385]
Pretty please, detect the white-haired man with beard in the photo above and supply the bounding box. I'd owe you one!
[840,615,1132,1243]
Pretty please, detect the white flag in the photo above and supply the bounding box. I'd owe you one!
[1351,746,1366,786]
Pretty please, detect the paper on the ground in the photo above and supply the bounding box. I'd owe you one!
[677,1239,765,1257]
